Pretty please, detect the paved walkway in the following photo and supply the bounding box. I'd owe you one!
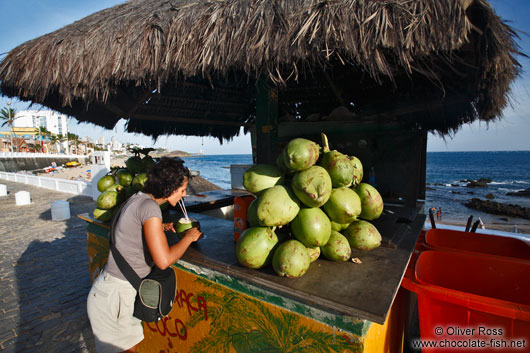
[0,180,97,352]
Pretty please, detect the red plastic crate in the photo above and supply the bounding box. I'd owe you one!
[402,250,530,352]
[424,228,530,262]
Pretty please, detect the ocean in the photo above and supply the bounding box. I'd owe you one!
[182,151,530,228]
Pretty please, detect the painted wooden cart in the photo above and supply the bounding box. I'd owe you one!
[80,190,424,353]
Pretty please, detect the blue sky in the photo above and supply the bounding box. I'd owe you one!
[0,0,529,154]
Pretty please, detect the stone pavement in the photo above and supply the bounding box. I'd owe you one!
[0,180,97,352]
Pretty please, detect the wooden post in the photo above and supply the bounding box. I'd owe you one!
[255,78,279,164]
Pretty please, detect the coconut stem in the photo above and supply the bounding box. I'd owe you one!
[321,132,330,153]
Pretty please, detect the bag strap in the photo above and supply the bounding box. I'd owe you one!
[109,202,142,290]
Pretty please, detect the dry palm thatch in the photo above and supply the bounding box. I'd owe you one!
[0,0,522,142]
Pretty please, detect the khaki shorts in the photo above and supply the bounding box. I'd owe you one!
[87,270,144,353]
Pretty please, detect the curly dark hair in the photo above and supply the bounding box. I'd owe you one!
[143,157,191,198]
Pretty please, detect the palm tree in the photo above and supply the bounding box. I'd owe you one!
[0,105,17,152]
[185,277,359,353]
[56,134,65,153]
[49,134,59,153]
[38,126,51,152]
[67,132,80,154]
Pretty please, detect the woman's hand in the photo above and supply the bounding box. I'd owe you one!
[182,227,203,242]
[162,222,176,233]
[144,218,202,269]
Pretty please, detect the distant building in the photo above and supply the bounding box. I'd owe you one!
[99,136,105,145]
[14,110,68,136]
[11,110,69,153]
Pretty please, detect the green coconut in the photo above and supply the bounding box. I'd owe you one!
[290,207,331,247]
[282,138,320,172]
[254,186,300,226]
[321,230,351,262]
[291,166,332,207]
[116,169,134,187]
[96,191,120,210]
[105,183,124,193]
[343,220,382,250]
[125,156,145,174]
[132,173,148,191]
[306,246,321,263]
[354,183,384,220]
[246,198,260,227]
[350,156,364,187]
[319,133,355,188]
[97,175,115,192]
[330,221,350,231]
[322,187,362,224]
[235,227,279,269]
[272,240,311,278]
[175,218,201,239]
[243,164,284,194]
[93,208,113,222]
[142,156,156,172]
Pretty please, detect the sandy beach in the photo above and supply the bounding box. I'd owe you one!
[39,157,128,182]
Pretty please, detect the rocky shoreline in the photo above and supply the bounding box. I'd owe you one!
[426,177,530,223]
[506,188,530,198]
[464,198,530,220]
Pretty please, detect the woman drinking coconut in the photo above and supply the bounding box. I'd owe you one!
[87,157,202,353]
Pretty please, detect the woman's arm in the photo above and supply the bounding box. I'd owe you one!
[143,217,203,269]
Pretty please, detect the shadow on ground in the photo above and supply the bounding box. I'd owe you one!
[13,195,97,353]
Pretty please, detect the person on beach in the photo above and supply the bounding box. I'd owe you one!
[87,157,202,353]
[437,208,442,221]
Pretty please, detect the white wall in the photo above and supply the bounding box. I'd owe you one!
[0,171,91,196]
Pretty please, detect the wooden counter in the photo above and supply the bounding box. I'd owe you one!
[80,190,424,324]
[165,203,424,325]
[80,192,424,352]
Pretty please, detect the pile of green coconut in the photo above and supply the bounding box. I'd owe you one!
[236,133,384,278]
[93,148,160,222]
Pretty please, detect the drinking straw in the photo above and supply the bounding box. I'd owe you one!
[178,199,189,221]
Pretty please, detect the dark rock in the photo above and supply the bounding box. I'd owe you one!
[434,183,444,186]
[498,217,510,222]
[467,191,475,194]
[426,186,435,191]
[466,180,488,188]
[451,191,462,194]
[506,188,530,198]
[187,175,222,194]
[463,198,530,220]
[451,183,460,187]
[477,178,493,183]
[485,193,495,199]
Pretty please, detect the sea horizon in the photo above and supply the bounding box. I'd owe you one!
[185,150,530,156]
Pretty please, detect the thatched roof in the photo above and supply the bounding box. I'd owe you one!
[0,0,522,142]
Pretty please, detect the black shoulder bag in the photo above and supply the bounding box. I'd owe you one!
[109,203,177,322]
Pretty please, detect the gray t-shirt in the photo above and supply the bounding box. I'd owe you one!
[105,192,162,281]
